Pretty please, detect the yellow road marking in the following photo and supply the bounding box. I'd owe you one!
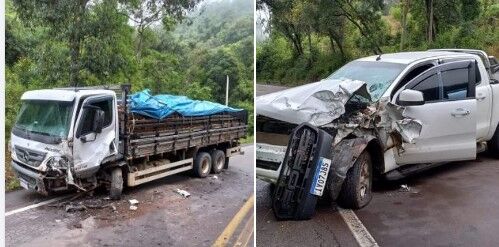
[212,195,254,247]
[233,213,254,247]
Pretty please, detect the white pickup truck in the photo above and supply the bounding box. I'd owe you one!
[256,49,499,219]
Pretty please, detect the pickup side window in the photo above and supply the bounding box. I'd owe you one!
[391,63,435,100]
[442,68,470,100]
[411,74,440,102]
[403,60,476,104]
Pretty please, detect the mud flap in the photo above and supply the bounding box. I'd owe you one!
[272,123,333,220]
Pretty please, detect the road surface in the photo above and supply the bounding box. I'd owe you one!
[6,145,254,247]
[256,83,499,247]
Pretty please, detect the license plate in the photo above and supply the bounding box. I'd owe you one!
[310,157,331,196]
[19,178,29,190]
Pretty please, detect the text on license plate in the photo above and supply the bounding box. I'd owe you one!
[310,157,331,196]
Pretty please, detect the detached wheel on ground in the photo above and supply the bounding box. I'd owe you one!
[487,125,499,158]
[210,149,225,174]
[109,167,123,200]
[337,150,373,209]
[193,152,212,178]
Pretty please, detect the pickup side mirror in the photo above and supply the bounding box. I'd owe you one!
[397,89,425,106]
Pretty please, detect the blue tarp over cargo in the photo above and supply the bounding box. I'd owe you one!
[129,89,244,120]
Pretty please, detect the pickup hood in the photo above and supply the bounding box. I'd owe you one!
[256,79,424,147]
[256,79,371,126]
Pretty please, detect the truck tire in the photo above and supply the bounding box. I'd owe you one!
[488,125,499,158]
[193,152,212,178]
[337,151,373,209]
[210,150,225,174]
[109,167,123,200]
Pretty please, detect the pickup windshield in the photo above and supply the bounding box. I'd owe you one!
[14,100,74,141]
[326,61,406,101]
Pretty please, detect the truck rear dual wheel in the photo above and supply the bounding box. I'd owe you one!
[337,151,373,209]
[194,152,212,178]
[109,167,123,200]
[210,150,225,174]
[488,125,499,158]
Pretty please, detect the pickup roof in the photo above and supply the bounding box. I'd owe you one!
[256,49,499,219]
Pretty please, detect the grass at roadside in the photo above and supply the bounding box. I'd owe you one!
[6,150,20,191]
[240,135,254,145]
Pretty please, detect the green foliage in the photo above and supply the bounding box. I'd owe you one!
[257,0,499,85]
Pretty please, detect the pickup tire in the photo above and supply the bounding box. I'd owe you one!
[194,152,212,178]
[109,168,123,200]
[337,151,373,209]
[210,150,225,174]
[488,125,499,158]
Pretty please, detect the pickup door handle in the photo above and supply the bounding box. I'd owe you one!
[477,95,487,101]
[451,108,471,117]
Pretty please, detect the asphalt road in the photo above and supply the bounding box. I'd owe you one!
[256,83,499,247]
[6,145,254,247]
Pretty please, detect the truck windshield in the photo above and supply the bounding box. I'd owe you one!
[326,61,406,101]
[14,100,74,140]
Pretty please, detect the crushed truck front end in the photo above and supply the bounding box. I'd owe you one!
[10,90,78,195]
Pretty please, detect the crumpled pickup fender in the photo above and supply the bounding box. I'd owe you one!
[326,136,376,200]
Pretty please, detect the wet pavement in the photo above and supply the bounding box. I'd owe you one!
[5,145,254,247]
[256,83,499,247]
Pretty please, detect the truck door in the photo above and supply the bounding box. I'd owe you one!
[394,60,477,164]
[73,95,117,177]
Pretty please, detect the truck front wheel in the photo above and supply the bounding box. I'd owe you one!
[194,152,212,178]
[110,167,123,200]
[337,151,373,209]
[488,125,499,158]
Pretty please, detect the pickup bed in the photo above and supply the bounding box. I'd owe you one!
[256,49,499,219]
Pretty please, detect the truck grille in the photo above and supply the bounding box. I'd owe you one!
[14,146,46,168]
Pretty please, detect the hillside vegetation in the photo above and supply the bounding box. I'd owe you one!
[257,0,499,85]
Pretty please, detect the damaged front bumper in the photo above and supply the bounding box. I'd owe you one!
[12,160,71,195]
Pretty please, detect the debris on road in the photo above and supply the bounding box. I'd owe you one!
[129,199,139,205]
[400,184,411,192]
[65,203,87,213]
[129,205,138,211]
[212,175,218,180]
[175,189,191,198]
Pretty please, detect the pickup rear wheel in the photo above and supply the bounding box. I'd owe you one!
[109,167,123,200]
[194,152,212,178]
[210,150,225,174]
[488,125,499,158]
[337,151,373,209]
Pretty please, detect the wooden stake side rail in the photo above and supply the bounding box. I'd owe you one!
[118,107,247,159]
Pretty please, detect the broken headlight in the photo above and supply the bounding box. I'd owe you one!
[46,156,69,176]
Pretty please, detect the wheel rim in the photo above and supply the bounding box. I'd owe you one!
[216,156,224,170]
[201,158,210,174]
[359,158,370,200]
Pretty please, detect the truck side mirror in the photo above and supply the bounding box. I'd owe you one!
[397,89,425,106]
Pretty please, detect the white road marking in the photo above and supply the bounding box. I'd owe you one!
[338,207,379,247]
[5,195,72,217]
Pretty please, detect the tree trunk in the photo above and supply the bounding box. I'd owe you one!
[69,0,88,87]
[400,0,409,50]
[426,0,434,43]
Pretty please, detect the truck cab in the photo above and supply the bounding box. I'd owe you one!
[11,88,119,195]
